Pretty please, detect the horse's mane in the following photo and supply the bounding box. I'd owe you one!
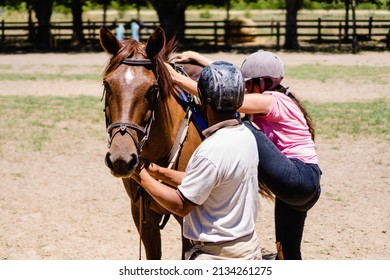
[103,38,177,100]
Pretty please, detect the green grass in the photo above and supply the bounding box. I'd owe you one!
[306,98,390,140]
[2,64,389,84]
[0,96,104,151]
[286,64,390,84]
[0,73,101,81]
[0,96,388,154]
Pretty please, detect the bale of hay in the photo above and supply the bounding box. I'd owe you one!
[227,17,257,43]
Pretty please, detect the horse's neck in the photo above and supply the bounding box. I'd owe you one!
[142,94,185,163]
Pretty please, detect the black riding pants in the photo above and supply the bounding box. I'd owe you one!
[243,120,322,259]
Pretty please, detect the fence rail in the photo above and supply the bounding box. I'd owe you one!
[1,18,389,51]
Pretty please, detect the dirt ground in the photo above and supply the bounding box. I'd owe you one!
[0,51,389,260]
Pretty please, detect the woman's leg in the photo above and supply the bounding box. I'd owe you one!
[243,120,320,210]
[274,198,307,260]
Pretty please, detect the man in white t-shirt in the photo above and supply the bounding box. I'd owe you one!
[134,61,262,260]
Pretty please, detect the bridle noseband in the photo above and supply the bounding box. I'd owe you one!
[104,57,159,154]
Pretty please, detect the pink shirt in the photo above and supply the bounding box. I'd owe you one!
[252,91,318,164]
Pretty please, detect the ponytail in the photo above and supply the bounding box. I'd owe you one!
[274,85,316,141]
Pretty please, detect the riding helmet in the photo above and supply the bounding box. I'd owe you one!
[197,61,244,112]
[240,50,284,90]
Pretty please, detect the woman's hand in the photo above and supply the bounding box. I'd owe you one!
[163,62,198,95]
[163,62,180,83]
[174,51,213,67]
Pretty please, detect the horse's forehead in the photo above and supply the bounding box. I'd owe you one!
[124,68,135,85]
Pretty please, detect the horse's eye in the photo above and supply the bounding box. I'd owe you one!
[146,85,159,110]
[150,85,159,95]
[103,81,110,90]
[103,81,112,97]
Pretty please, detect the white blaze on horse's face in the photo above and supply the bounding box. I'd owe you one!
[125,68,135,85]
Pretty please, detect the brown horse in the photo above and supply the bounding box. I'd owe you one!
[99,25,203,259]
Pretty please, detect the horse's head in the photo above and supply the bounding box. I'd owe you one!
[99,25,172,178]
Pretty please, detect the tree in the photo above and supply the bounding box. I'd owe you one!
[146,0,227,41]
[2,0,54,50]
[70,0,84,44]
[56,0,86,45]
[93,0,113,24]
[284,0,303,50]
[30,0,54,50]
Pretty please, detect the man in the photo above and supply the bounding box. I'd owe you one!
[134,61,262,260]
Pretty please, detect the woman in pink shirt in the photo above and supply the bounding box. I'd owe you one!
[240,51,321,260]
[168,50,322,260]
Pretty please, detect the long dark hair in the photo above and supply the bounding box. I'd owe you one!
[273,84,316,142]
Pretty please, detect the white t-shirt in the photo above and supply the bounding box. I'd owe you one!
[178,121,259,243]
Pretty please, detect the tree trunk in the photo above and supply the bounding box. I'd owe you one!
[103,3,107,25]
[344,0,350,41]
[71,0,85,45]
[149,0,188,41]
[31,0,54,50]
[283,0,302,50]
[27,2,35,43]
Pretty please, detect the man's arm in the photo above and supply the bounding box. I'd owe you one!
[146,162,185,188]
[134,169,193,217]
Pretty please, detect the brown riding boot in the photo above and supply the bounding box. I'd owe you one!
[275,242,285,260]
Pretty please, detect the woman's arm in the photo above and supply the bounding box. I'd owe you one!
[174,51,213,67]
[238,93,273,115]
[165,62,198,95]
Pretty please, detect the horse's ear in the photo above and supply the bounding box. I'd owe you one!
[99,25,123,55]
[145,26,166,59]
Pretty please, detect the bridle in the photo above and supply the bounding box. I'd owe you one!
[104,57,159,155]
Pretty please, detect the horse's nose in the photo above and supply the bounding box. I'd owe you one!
[105,152,138,177]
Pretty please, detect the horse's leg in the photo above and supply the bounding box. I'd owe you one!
[122,178,163,260]
[130,202,163,260]
[173,214,192,260]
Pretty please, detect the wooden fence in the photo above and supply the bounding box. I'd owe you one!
[1,18,389,51]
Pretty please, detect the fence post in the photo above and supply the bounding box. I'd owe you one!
[352,0,358,54]
[93,21,97,40]
[224,19,231,49]
[214,21,218,47]
[87,19,91,39]
[276,21,280,50]
[317,18,322,41]
[1,20,4,42]
[368,17,373,40]
[338,22,342,50]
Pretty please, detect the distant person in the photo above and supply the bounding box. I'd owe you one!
[130,19,141,41]
[115,23,125,41]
